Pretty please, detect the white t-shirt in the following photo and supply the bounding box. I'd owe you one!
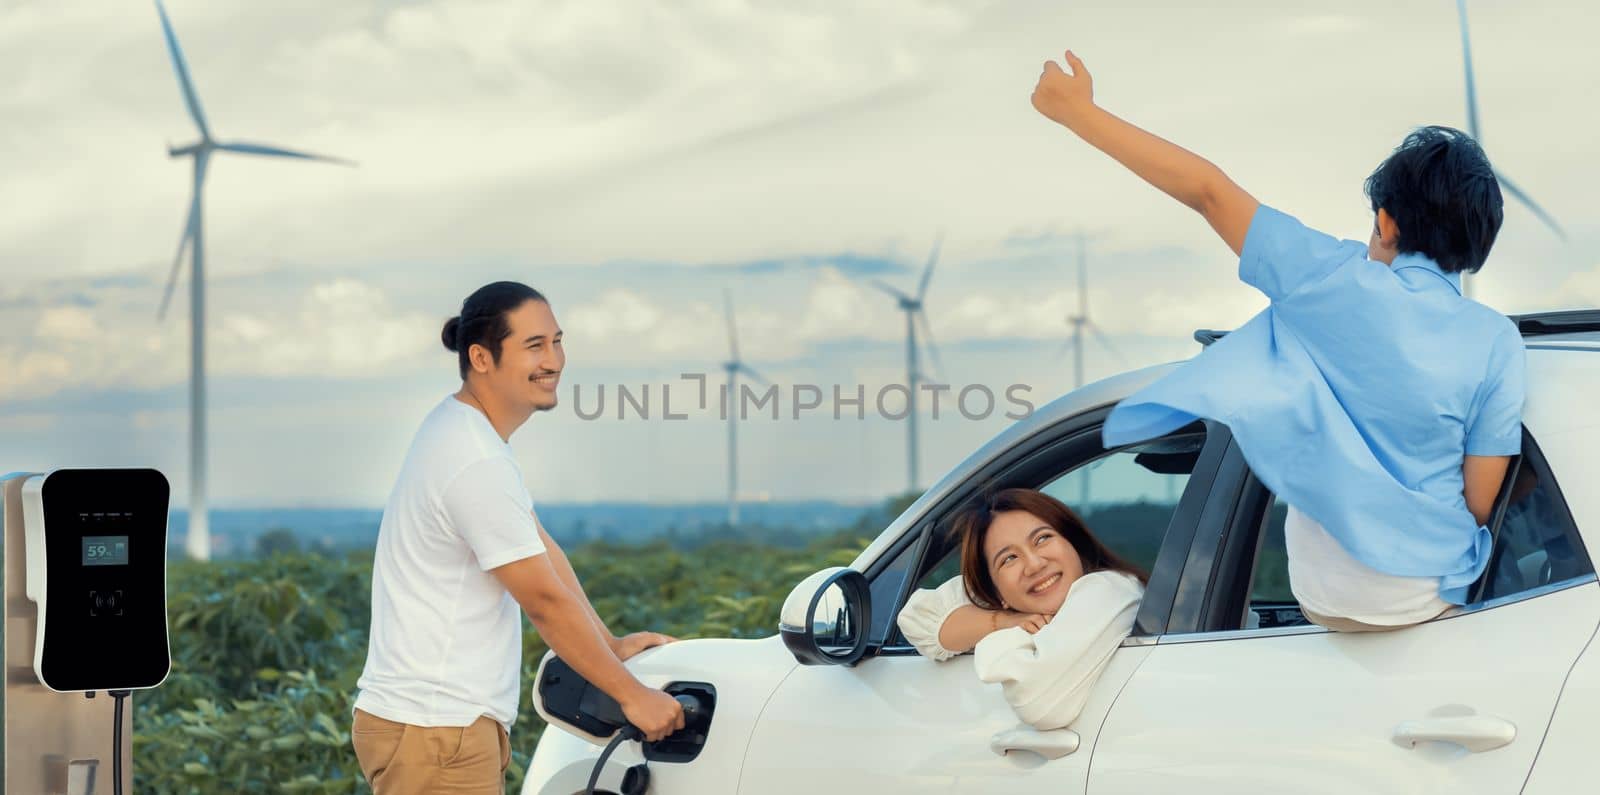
[1285,506,1451,626]
[354,396,548,730]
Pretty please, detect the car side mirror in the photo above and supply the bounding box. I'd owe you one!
[778,567,871,666]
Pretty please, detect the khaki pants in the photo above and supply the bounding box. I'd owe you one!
[1301,607,1444,633]
[352,709,510,795]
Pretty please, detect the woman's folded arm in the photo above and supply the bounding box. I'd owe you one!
[895,575,973,662]
[974,571,1144,730]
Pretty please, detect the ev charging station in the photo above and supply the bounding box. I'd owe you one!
[3,469,172,794]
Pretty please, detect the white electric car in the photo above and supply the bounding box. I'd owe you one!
[523,310,1600,795]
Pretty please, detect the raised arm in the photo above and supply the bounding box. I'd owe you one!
[1031,50,1259,256]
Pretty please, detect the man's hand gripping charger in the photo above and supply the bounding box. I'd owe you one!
[533,653,715,795]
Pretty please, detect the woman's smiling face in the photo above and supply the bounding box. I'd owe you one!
[982,509,1085,615]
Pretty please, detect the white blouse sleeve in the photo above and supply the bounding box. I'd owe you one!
[895,575,972,662]
[972,571,1144,730]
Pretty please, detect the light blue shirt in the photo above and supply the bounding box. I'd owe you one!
[1104,205,1525,603]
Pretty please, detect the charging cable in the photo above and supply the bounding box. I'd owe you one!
[109,690,131,795]
[585,726,641,795]
[583,693,704,795]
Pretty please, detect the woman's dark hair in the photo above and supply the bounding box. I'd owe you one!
[1363,125,1504,274]
[441,281,546,379]
[951,487,1147,610]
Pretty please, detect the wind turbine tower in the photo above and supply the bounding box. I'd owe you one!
[722,290,769,527]
[153,0,352,559]
[870,237,945,494]
[1062,233,1123,509]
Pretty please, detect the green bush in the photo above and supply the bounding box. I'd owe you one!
[135,530,871,793]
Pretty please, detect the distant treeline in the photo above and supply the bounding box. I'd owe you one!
[165,500,882,559]
[176,496,1234,562]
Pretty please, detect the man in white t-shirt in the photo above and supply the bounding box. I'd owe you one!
[352,281,684,794]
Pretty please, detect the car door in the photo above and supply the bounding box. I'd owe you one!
[736,414,1227,794]
[1087,430,1600,794]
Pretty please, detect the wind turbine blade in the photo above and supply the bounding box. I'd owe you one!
[158,197,197,321]
[915,310,945,380]
[1088,322,1127,364]
[1056,329,1078,359]
[216,141,355,166]
[916,233,943,302]
[869,279,910,302]
[737,364,771,388]
[1456,0,1481,141]
[153,0,211,140]
[1496,171,1567,240]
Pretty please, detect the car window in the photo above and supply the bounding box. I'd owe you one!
[907,432,1206,604]
[1476,448,1594,600]
[867,532,922,643]
[1244,498,1306,629]
[1242,433,1593,629]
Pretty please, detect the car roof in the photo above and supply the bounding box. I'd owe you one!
[1511,309,1600,341]
[851,308,1600,572]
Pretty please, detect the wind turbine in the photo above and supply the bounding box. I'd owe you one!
[869,236,945,494]
[153,0,352,560]
[1061,234,1123,391]
[1058,233,1123,509]
[1455,0,1564,299]
[722,290,769,527]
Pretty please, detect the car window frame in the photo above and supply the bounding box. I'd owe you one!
[861,408,1235,657]
[1175,426,1597,641]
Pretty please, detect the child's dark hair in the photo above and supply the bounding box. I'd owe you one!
[441,281,546,379]
[1363,125,1503,274]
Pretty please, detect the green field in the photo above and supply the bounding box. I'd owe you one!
[132,496,1194,793]
[133,529,871,793]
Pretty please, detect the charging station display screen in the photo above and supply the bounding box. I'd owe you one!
[82,535,130,566]
[37,468,171,692]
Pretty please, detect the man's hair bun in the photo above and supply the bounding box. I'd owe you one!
[444,282,546,379]
[441,316,462,352]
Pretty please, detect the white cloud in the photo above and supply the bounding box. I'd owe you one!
[1556,267,1600,307]
[0,278,433,399]
[1275,15,1367,36]
[797,267,896,342]
[0,412,58,433]
[4,0,1598,504]
[943,290,1076,340]
[1,349,74,400]
[562,286,806,366]
[565,289,665,343]
[36,305,101,341]
[216,279,434,377]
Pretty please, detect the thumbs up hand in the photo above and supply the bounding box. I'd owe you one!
[1031,50,1095,127]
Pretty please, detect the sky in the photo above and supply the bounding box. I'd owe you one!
[3,0,1598,507]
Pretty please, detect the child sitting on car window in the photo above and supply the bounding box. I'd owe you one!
[897,489,1146,730]
[1027,49,1525,631]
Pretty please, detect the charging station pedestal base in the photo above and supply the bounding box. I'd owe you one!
[3,474,130,795]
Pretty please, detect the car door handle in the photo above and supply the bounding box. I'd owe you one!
[990,725,1080,760]
[1392,715,1516,752]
